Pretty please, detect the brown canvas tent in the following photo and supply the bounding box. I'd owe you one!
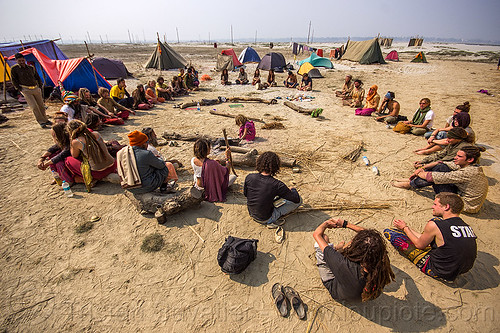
[145,40,187,70]
[341,38,386,64]
[216,54,234,72]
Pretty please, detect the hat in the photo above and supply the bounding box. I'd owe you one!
[385,91,395,99]
[447,127,468,140]
[14,53,24,59]
[63,92,78,104]
[128,130,148,146]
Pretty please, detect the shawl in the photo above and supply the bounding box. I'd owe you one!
[366,85,378,101]
[411,106,431,125]
[201,159,229,202]
[116,146,142,189]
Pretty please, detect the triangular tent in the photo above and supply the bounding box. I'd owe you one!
[7,48,111,93]
[238,47,261,64]
[298,62,323,78]
[298,53,333,68]
[145,41,187,70]
[257,52,286,71]
[216,54,234,72]
[221,49,242,67]
[341,38,386,64]
[385,50,399,61]
[92,57,132,79]
[1,39,67,61]
[0,51,11,83]
[411,51,428,63]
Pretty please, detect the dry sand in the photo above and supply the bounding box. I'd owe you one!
[1,43,500,332]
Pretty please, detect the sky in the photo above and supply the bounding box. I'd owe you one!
[1,0,499,44]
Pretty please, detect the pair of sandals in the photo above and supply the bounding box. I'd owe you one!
[310,108,323,118]
[272,283,306,319]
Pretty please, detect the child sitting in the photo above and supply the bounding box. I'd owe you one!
[236,114,256,142]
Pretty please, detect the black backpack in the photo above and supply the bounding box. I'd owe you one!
[217,236,258,274]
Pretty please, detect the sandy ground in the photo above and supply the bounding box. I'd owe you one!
[1,43,500,332]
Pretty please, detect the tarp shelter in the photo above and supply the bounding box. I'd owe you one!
[411,51,428,63]
[298,53,333,68]
[238,47,261,64]
[92,57,132,79]
[0,51,11,83]
[298,62,323,78]
[257,52,286,71]
[145,41,187,70]
[7,48,111,94]
[1,40,67,62]
[341,38,386,64]
[385,50,399,61]
[216,54,234,72]
[221,49,242,67]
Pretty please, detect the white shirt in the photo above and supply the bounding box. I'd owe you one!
[190,157,203,190]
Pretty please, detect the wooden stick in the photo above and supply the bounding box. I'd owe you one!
[209,109,264,123]
[284,100,316,114]
[188,225,205,243]
[296,203,390,211]
[222,128,237,176]
[228,96,277,104]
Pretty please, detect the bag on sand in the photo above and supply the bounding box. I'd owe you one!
[217,236,258,274]
[393,122,412,134]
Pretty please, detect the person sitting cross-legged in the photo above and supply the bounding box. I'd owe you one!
[384,192,477,281]
[244,151,302,228]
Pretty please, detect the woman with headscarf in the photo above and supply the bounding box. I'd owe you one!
[400,98,435,136]
[65,120,117,185]
[355,85,379,116]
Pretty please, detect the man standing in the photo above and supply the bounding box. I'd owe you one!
[10,53,51,128]
[384,192,477,281]
[394,146,488,213]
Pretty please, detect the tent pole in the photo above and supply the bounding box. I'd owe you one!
[50,40,59,60]
[2,56,6,101]
[84,41,99,92]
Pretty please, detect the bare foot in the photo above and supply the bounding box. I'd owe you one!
[393,181,411,189]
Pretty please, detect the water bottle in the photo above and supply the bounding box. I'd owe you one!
[51,170,62,186]
[196,102,200,111]
[372,166,379,175]
[62,181,73,197]
[362,156,370,166]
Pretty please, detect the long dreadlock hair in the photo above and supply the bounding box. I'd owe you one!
[67,120,108,166]
[342,229,395,301]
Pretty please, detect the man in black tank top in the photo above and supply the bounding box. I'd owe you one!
[384,192,477,281]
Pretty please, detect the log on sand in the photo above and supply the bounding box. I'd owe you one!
[162,131,217,142]
[284,101,316,114]
[216,150,297,168]
[228,96,278,104]
[209,109,265,123]
[123,188,203,214]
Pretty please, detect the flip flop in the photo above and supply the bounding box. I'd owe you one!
[271,283,288,317]
[283,286,306,320]
[275,226,284,244]
[90,216,101,223]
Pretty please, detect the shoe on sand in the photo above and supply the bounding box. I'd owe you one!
[267,218,286,229]
[271,283,288,317]
[275,226,284,244]
[283,286,306,320]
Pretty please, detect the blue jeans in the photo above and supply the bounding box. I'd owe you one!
[257,196,303,225]
[410,164,459,194]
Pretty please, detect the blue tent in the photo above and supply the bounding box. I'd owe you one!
[0,40,67,62]
[238,47,261,63]
[298,53,333,68]
[8,48,111,94]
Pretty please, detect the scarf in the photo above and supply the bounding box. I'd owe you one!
[201,159,229,202]
[411,106,431,125]
[366,85,378,101]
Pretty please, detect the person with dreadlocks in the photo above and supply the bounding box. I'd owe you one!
[244,151,302,229]
[313,219,395,302]
[37,123,74,184]
[65,120,117,184]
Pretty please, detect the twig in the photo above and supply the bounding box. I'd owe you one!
[188,225,205,243]
[306,306,322,333]
[222,128,237,176]
[9,296,55,316]
[10,140,30,155]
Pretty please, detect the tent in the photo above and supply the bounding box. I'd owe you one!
[216,54,234,72]
[298,53,333,68]
[341,38,386,64]
[221,49,242,67]
[238,47,261,64]
[298,62,323,78]
[145,41,187,70]
[0,51,11,83]
[257,52,286,71]
[7,48,111,94]
[411,51,428,63]
[1,40,67,62]
[385,50,399,61]
[92,57,132,79]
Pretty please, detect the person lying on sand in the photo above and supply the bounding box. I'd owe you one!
[335,74,353,98]
[394,146,488,214]
[375,91,400,124]
[384,192,477,282]
[244,152,302,229]
[313,219,394,302]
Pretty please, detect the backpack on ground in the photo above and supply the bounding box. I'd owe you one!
[217,236,258,274]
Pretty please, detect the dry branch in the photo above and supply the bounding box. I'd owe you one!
[342,142,364,162]
[284,101,316,114]
[229,96,277,104]
[209,109,265,123]
[296,202,391,212]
